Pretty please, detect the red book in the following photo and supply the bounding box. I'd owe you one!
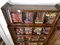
[11,11,22,23]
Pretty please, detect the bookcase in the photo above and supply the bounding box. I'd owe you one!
[1,3,60,45]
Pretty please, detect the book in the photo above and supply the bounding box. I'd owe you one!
[16,28,24,35]
[43,28,50,34]
[17,42,23,45]
[24,35,31,41]
[25,27,32,34]
[34,27,42,35]
[44,12,57,24]
[35,12,45,24]
[31,35,39,41]
[17,36,24,42]
[24,12,34,24]
[38,42,43,45]
[39,35,46,42]
[11,10,23,23]
[24,42,30,45]
[30,42,37,45]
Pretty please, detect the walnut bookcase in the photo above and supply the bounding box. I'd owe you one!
[1,3,60,45]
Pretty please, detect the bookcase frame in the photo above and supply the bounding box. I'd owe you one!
[1,3,60,45]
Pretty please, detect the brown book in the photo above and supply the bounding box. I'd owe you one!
[35,12,45,24]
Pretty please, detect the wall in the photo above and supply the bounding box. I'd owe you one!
[9,0,60,5]
[0,0,14,45]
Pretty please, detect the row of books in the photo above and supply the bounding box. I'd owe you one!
[16,34,46,42]
[8,10,57,24]
[17,42,44,45]
[15,27,50,35]
[17,35,40,42]
[17,39,44,45]
[17,35,46,42]
[17,42,39,45]
[15,27,50,44]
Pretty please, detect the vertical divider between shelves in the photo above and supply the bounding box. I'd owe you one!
[43,12,60,45]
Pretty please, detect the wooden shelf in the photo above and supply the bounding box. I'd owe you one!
[8,24,53,27]
[20,10,59,12]
[16,34,41,36]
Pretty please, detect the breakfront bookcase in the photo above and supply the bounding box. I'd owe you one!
[1,3,60,45]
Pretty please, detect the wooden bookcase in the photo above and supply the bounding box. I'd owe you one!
[1,3,60,45]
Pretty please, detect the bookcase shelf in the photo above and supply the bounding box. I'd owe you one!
[1,3,60,45]
[8,24,53,27]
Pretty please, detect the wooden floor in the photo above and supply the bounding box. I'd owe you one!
[46,30,60,45]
